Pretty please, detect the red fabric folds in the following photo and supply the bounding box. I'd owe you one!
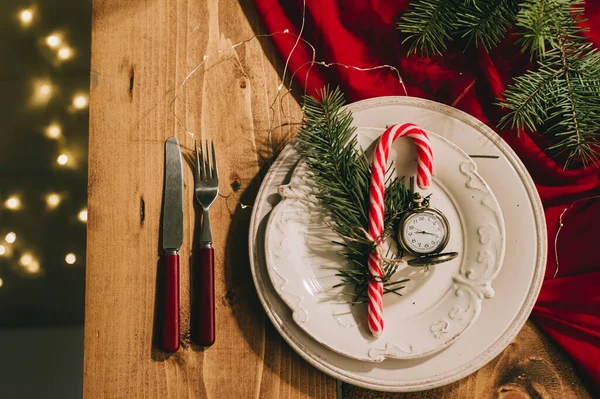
[253,0,600,391]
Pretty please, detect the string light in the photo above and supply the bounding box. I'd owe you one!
[20,253,33,266]
[72,94,88,109]
[19,9,33,26]
[58,47,72,60]
[78,209,88,222]
[46,193,62,209]
[32,80,53,105]
[5,196,21,210]
[26,261,40,274]
[5,233,16,244]
[45,123,62,139]
[57,154,69,166]
[46,34,61,48]
[39,84,52,99]
[65,253,76,264]
[0,246,5,256]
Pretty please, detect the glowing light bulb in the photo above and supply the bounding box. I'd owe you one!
[0,246,5,256]
[65,253,76,264]
[46,35,61,48]
[46,193,62,209]
[20,253,33,266]
[73,94,88,109]
[39,84,52,96]
[45,123,62,139]
[5,196,21,210]
[26,261,40,274]
[78,209,88,222]
[57,154,69,166]
[19,9,33,26]
[5,233,16,244]
[58,47,72,60]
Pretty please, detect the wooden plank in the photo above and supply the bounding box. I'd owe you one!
[343,321,591,398]
[83,0,334,398]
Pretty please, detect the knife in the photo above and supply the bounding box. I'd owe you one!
[161,137,184,352]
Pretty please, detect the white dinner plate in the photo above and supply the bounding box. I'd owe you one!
[249,96,546,391]
[264,128,505,361]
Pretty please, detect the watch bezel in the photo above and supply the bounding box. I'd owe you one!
[397,207,450,256]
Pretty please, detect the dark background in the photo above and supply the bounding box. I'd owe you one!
[0,1,90,397]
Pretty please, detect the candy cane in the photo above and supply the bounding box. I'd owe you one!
[367,123,433,337]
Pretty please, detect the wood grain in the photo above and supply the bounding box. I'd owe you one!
[84,0,590,398]
[84,0,332,397]
[343,321,591,399]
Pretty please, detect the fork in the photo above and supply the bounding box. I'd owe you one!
[193,139,219,346]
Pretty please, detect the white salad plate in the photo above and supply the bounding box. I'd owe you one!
[264,128,505,362]
[249,96,546,392]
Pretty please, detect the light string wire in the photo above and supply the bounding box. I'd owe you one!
[168,0,407,143]
[553,195,600,279]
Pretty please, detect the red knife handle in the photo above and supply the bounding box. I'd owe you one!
[195,247,215,346]
[162,253,180,352]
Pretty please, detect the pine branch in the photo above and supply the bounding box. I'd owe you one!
[297,87,411,302]
[499,0,600,167]
[397,0,519,55]
[397,0,459,56]
[457,0,519,51]
[397,0,600,167]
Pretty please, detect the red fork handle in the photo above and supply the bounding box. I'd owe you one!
[194,247,215,346]
[162,254,180,352]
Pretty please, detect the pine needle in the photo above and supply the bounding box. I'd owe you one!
[297,87,411,303]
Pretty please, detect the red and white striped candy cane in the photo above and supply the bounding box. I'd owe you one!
[367,123,433,337]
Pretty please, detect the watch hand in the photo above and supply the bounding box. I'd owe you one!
[415,229,436,236]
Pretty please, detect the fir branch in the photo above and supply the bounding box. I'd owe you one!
[297,87,411,302]
[397,0,459,56]
[397,0,519,55]
[500,0,600,167]
[457,0,519,51]
[515,0,586,58]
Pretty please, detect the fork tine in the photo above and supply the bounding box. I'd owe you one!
[199,140,207,181]
[205,140,211,179]
[194,139,201,181]
[211,140,218,180]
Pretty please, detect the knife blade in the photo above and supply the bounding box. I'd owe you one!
[161,136,183,352]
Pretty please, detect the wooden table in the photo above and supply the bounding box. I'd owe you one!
[84,0,591,397]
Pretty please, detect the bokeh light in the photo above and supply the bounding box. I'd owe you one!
[58,47,72,60]
[78,209,88,222]
[0,278,4,288]
[19,9,33,26]
[46,193,62,209]
[45,123,62,139]
[26,261,40,274]
[5,196,21,210]
[0,245,6,256]
[39,84,52,96]
[5,233,16,244]
[72,94,88,109]
[20,253,33,266]
[46,34,61,48]
[57,154,69,166]
[65,253,76,264]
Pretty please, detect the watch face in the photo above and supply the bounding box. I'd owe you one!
[402,211,448,254]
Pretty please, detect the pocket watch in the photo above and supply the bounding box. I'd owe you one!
[397,192,458,267]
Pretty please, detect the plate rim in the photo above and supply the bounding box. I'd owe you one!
[248,96,547,392]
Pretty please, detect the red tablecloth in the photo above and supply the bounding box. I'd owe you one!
[254,0,600,391]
